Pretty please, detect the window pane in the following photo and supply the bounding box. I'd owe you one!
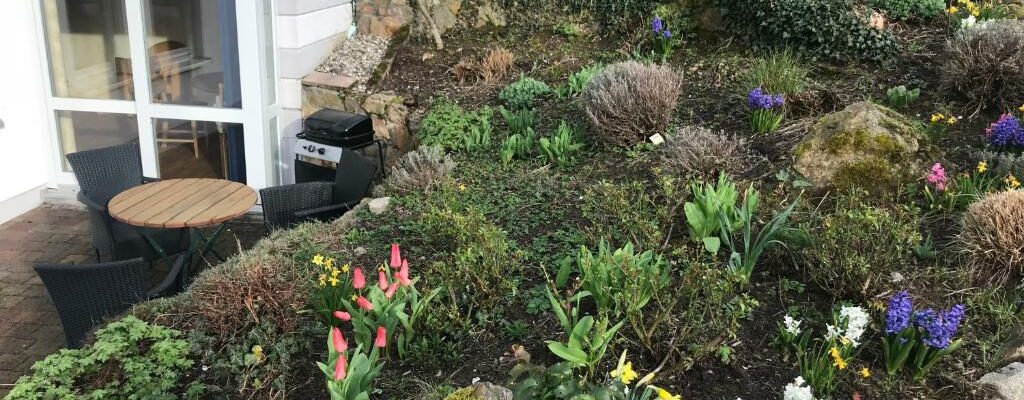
[57,111,139,172]
[155,118,245,182]
[262,0,276,105]
[144,0,242,108]
[41,0,133,100]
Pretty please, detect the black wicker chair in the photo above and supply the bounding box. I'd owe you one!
[33,257,186,348]
[260,149,380,230]
[66,143,188,262]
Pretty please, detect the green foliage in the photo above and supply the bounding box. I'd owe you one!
[544,315,623,380]
[717,0,899,61]
[419,100,492,151]
[557,64,604,99]
[886,85,920,109]
[499,75,552,110]
[9,316,202,399]
[685,174,742,253]
[799,191,922,299]
[563,0,662,33]
[743,50,809,96]
[720,188,799,286]
[510,362,590,400]
[464,107,493,151]
[319,341,383,400]
[539,121,585,168]
[567,241,670,321]
[581,179,671,249]
[869,0,945,20]
[500,107,536,136]
[500,129,537,165]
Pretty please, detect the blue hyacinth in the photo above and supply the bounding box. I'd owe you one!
[663,30,672,39]
[747,87,785,110]
[652,16,664,34]
[987,114,1024,147]
[914,304,965,349]
[885,291,913,335]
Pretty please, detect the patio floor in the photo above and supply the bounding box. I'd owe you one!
[0,204,263,396]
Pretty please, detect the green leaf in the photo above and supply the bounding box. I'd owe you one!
[546,342,588,365]
[703,237,721,253]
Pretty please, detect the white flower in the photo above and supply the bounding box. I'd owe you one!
[783,376,815,400]
[839,306,870,347]
[824,324,842,341]
[961,15,977,29]
[783,315,802,336]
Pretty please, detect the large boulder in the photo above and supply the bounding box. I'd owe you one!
[980,362,1024,400]
[793,102,925,192]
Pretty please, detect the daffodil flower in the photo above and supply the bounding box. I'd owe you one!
[312,254,324,266]
[859,367,871,378]
[830,347,847,370]
[977,161,987,174]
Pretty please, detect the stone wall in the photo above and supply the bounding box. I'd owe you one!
[355,0,507,40]
[302,72,415,167]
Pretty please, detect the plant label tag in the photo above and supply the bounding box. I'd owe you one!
[649,133,665,145]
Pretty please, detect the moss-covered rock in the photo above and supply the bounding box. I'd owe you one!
[793,101,924,193]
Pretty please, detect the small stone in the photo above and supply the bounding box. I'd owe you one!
[368,197,391,215]
[354,247,367,256]
[980,362,1024,400]
[472,382,512,400]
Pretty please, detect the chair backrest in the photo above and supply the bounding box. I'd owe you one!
[333,150,380,204]
[66,143,145,206]
[33,258,149,348]
[259,182,335,230]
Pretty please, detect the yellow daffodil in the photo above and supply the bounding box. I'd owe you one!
[859,367,871,378]
[325,258,334,268]
[656,388,681,400]
[947,116,958,125]
[1006,174,1021,189]
[459,183,467,192]
[351,294,358,301]
[947,6,959,14]
[329,276,340,287]
[341,264,351,273]
[312,254,324,266]
[930,113,945,123]
[318,274,327,287]
[638,372,656,386]
[330,268,341,278]
[1018,104,1024,113]
[610,350,639,384]
[830,347,847,370]
[977,161,988,174]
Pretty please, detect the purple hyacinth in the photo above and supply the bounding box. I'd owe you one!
[748,87,785,110]
[885,291,913,335]
[663,29,672,39]
[652,16,664,34]
[986,114,1023,147]
[914,304,965,349]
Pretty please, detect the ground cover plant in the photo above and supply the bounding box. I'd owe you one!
[9,1,1024,399]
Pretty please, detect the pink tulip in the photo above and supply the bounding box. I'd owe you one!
[378,270,389,291]
[390,243,402,268]
[334,354,348,380]
[384,282,398,299]
[333,311,351,322]
[374,326,387,348]
[331,327,348,352]
[352,268,365,289]
[356,296,373,311]
[396,259,411,286]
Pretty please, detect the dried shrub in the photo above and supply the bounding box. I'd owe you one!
[583,61,682,147]
[958,190,1024,285]
[660,126,768,180]
[480,47,514,83]
[943,20,1024,111]
[377,145,456,196]
[452,59,479,85]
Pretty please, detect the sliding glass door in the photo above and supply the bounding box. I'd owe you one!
[36,0,277,188]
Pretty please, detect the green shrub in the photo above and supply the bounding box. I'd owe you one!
[558,64,604,99]
[886,85,921,109]
[868,0,944,20]
[799,191,922,299]
[499,75,552,110]
[418,100,492,151]
[716,0,899,61]
[8,316,202,399]
[742,49,810,96]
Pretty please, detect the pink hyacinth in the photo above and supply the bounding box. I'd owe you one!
[374,326,387,348]
[352,268,365,290]
[927,163,947,191]
[356,296,373,311]
[378,269,389,291]
[333,311,351,322]
[390,243,402,268]
[334,354,348,380]
[331,326,348,352]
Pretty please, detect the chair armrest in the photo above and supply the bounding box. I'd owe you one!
[147,254,187,298]
[143,176,161,184]
[77,191,107,212]
[293,199,361,221]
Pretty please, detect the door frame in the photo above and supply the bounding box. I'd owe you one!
[31,0,278,190]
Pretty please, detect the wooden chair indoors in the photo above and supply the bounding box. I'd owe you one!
[150,40,201,158]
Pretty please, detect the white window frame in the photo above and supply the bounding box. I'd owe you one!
[32,0,279,190]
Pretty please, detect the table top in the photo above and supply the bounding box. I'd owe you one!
[109,178,257,229]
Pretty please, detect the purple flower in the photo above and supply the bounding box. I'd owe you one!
[652,16,664,34]
[748,87,784,110]
[663,29,672,39]
[885,291,914,335]
[914,304,965,349]
[987,114,1024,147]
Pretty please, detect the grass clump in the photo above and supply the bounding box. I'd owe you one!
[957,190,1024,285]
[742,50,810,96]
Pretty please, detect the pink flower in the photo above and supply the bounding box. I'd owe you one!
[331,326,348,352]
[352,268,365,289]
[390,243,402,268]
[927,163,948,191]
[396,259,411,286]
[374,326,387,348]
[356,296,373,311]
[378,270,389,291]
[385,282,398,299]
[332,311,351,322]
[334,354,348,380]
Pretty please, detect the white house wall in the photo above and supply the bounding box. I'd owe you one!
[277,0,353,184]
[0,1,51,224]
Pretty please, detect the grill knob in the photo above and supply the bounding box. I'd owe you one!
[306,145,315,152]
[317,148,326,155]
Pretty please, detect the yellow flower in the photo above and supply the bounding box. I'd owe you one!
[351,294,358,301]
[930,113,945,123]
[859,367,871,378]
[977,161,988,174]
[1007,174,1021,189]
[656,388,681,400]
[1018,104,1024,113]
[947,5,959,14]
[341,264,351,273]
[325,258,334,268]
[330,268,341,278]
[638,372,656,385]
[611,362,639,384]
[318,274,327,287]
[947,116,958,125]
[459,183,467,192]
[329,276,340,287]
[830,347,847,370]
[312,254,324,266]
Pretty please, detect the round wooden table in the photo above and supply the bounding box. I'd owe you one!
[108,178,256,289]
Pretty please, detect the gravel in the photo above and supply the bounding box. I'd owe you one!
[316,35,390,89]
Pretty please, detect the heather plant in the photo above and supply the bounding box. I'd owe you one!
[881,291,965,381]
[659,126,766,180]
[886,85,921,109]
[500,75,552,110]
[583,61,682,147]
[748,87,786,134]
[944,19,1024,111]
[539,120,585,168]
[377,146,456,196]
[957,190,1024,285]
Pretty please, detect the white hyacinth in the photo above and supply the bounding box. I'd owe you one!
[961,15,977,29]
[839,305,870,347]
[783,315,802,336]
[783,376,815,400]
[824,324,842,341]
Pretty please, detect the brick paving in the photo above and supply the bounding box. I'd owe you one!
[0,205,263,396]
